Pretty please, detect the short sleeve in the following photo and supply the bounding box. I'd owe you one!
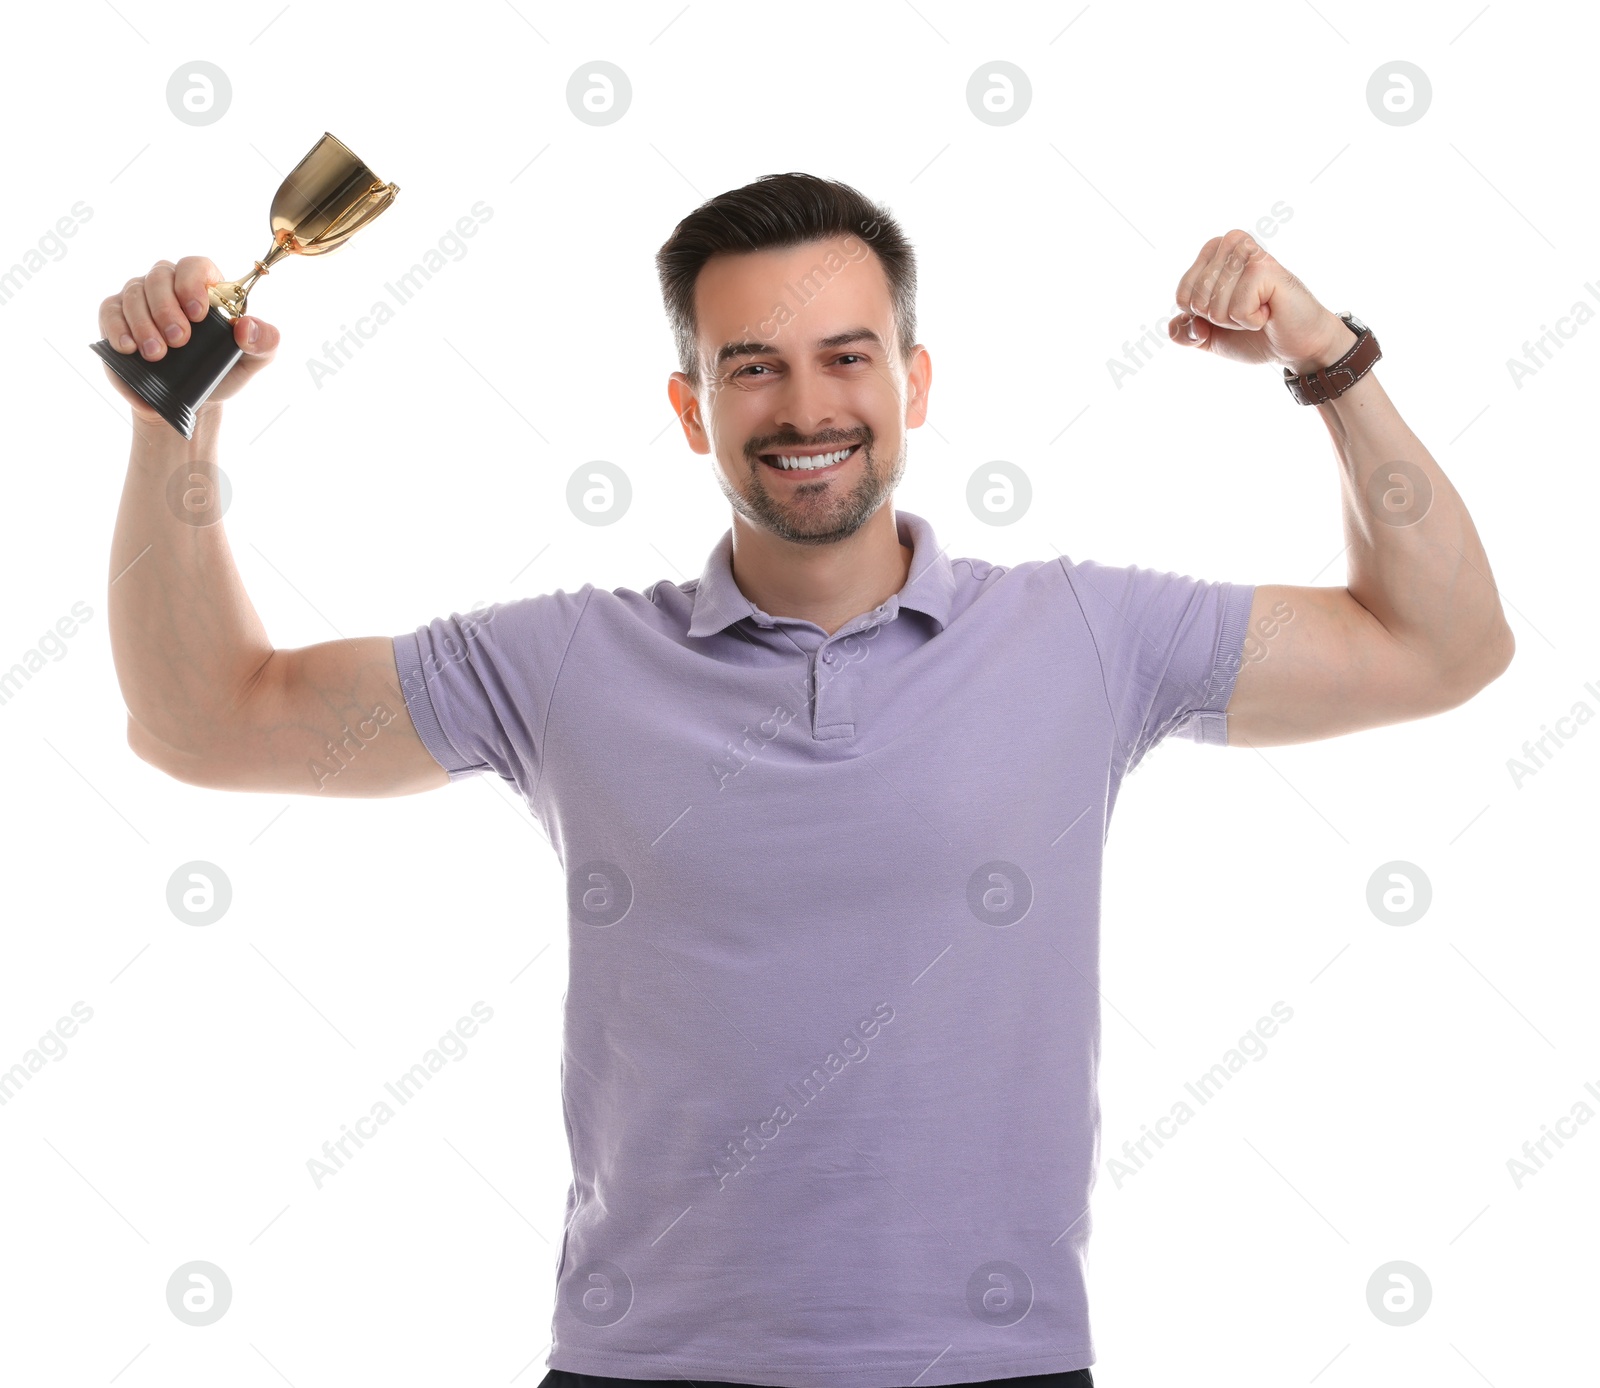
[1059,558,1255,775]
[392,586,594,791]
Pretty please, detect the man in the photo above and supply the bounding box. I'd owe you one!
[102,172,1513,1388]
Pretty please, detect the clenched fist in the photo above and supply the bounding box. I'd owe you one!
[1168,230,1356,375]
[98,256,280,424]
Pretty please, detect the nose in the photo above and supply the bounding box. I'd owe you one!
[772,367,838,440]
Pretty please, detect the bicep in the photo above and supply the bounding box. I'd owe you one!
[140,636,450,796]
[1224,584,1465,747]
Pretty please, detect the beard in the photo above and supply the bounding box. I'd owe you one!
[718,426,907,546]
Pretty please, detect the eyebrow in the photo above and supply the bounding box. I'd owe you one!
[713,327,885,369]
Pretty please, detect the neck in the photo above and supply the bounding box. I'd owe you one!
[729,504,913,636]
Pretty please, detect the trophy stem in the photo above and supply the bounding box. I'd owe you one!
[208,235,293,318]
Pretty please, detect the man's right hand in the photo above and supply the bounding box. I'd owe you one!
[103,255,450,798]
[98,256,281,424]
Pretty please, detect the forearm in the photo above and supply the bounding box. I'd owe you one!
[108,406,275,759]
[1301,347,1513,685]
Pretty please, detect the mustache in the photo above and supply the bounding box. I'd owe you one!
[746,430,870,457]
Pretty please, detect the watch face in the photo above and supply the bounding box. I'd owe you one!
[1343,312,1367,333]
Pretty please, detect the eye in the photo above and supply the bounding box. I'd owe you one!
[731,354,867,377]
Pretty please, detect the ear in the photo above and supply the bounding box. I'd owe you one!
[666,372,711,455]
[904,346,932,430]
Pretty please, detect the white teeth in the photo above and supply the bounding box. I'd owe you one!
[773,445,854,470]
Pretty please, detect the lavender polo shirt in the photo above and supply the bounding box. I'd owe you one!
[392,507,1255,1388]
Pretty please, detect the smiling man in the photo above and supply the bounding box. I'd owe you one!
[104,172,1513,1388]
[658,195,933,635]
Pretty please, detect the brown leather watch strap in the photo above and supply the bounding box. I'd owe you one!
[1283,315,1381,405]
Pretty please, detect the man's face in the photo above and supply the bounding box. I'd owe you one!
[667,236,931,545]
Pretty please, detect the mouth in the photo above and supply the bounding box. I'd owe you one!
[757,442,862,477]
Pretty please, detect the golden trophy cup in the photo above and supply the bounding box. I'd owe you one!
[90,131,398,438]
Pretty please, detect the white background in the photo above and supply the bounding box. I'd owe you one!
[0,1,1594,1384]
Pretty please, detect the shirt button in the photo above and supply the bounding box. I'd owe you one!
[822,651,835,664]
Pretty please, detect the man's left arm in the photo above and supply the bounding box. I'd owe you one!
[1168,229,1515,748]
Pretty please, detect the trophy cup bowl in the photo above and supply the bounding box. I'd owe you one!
[90,132,398,438]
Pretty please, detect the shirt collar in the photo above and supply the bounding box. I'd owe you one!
[687,507,958,639]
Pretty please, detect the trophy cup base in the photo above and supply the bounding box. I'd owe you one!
[90,307,244,440]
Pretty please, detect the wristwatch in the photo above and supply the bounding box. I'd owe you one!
[1282,312,1381,405]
